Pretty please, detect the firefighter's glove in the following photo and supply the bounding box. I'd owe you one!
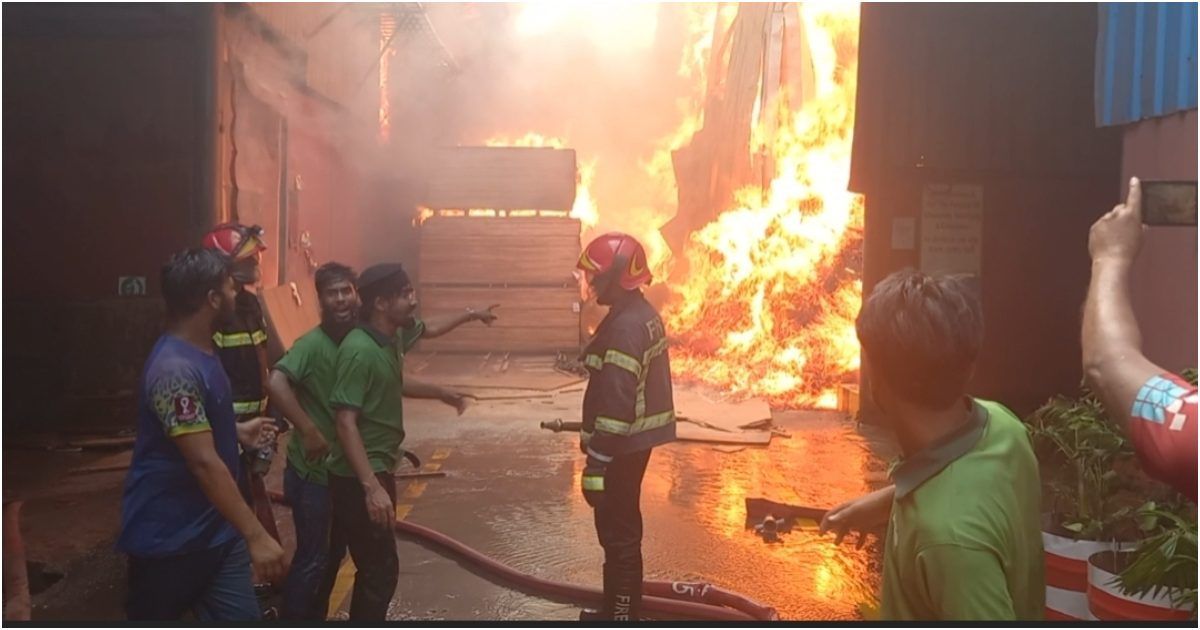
[581,455,609,509]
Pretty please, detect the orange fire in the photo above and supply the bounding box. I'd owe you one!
[480,4,863,409]
[665,3,864,409]
[483,133,600,227]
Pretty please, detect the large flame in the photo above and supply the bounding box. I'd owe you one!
[665,3,863,409]
[472,3,863,409]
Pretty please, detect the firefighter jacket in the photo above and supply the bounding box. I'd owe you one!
[214,289,269,419]
[581,291,676,458]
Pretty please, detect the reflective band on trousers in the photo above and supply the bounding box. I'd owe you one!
[213,329,268,348]
[582,475,605,491]
[233,398,268,414]
[595,410,675,437]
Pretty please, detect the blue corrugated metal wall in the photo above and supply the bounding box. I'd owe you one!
[1096,2,1198,127]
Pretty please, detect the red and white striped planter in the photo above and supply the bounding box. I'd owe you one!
[1086,551,1193,621]
[1042,516,1135,621]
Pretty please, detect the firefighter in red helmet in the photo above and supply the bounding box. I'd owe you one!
[574,232,676,621]
[201,223,281,547]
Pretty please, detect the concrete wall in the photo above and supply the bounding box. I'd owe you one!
[1121,110,1198,373]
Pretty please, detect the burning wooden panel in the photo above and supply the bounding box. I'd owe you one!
[418,216,581,354]
[424,147,577,211]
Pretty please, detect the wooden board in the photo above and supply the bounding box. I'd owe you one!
[261,281,320,352]
[419,285,580,353]
[420,286,579,327]
[424,147,577,211]
[414,327,580,354]
[673,386,773,432]
[406,353,586,391]
[677,423,772,445]
[418,216,581,352]
[419,216,581,286]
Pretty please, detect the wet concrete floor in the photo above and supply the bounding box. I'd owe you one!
[12,381,894,622]
[336,388,893,621]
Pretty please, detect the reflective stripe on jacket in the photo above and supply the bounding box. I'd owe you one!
[580,292,675,457]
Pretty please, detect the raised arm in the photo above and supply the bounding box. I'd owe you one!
[1082,177,1160,419]
[421,305,499,339]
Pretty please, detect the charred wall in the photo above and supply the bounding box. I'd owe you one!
[850,3,1123,417]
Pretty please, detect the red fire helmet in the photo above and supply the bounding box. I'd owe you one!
[576,232,652,292]
[201,223,267,262]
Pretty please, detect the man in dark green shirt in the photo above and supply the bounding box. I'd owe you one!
[270,262,497,621]
[316,263,470,621]
[267,262,358,620]
[820,270,1044,620]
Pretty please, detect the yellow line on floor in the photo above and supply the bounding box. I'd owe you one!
[422,462,442,472]
[327,556,357,619]
[402,481,428,500]
[430,447,452,461]
[395,503,412,521]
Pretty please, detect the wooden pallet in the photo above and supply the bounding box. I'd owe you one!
[424,147,577,211]
[418,216,582,354]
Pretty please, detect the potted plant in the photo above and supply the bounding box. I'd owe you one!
[1087,501,1197,620]
[1024,385,1143,620]
[1087,368,1199,620]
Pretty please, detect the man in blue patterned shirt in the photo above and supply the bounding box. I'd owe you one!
[117,248,284,620]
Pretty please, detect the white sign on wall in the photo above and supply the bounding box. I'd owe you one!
[920,184,983,276]
[119,276,147,297]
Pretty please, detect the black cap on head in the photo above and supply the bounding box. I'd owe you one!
[358,263,410,292]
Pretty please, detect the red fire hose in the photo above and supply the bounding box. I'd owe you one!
[267,491,777,621]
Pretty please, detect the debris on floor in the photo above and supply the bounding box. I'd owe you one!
[409,353,586,392]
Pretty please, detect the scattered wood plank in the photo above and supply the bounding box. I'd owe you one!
[394,470,447,480]
[677,423,772,445]
[418,328,580,354]
[66,436,135,450]
[673,386,773,432]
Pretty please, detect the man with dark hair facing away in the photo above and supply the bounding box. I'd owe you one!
[316,263,471,620]
[118,248,284,621]
[574,233,676,622]
[1083,177,1196,500]
[819,270,1044,620]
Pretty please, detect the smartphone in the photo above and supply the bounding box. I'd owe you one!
[1141,180,1197,226]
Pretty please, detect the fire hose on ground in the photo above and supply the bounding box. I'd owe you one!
[265,490,779,621]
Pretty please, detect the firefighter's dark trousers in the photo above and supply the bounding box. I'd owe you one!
[592,448,652,621]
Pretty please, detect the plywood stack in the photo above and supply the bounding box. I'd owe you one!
[418,216,581,353]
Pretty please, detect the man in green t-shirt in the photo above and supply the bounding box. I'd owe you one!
[268,262,495,621]
[315,263,471,621]
[819,270,1044,621]
[267,262,358,620]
